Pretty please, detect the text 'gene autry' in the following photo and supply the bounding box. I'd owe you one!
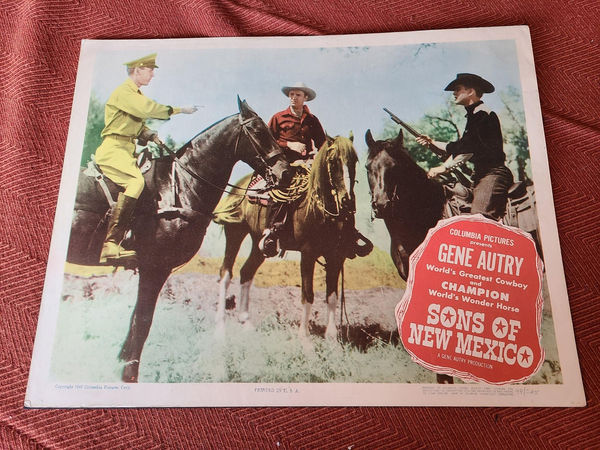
[437,243,524,276]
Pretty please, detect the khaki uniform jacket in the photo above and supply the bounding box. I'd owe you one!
[95,78,181,198]
[101,77,180,139]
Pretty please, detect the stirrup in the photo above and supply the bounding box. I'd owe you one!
[259,229,278,258]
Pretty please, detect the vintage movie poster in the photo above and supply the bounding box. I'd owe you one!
[26,26,585,407]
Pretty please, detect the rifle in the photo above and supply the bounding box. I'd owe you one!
[383,107,445,157]
[383,107,473,178]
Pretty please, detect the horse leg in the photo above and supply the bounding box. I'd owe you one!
[299,254,316,338]
[237,238,265,325]
[437,374,454,384]
[390,238,410,281]
[216,223,247,330]
[119,265,171,383]
[324,255,344,340]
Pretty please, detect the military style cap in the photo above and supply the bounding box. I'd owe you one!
[282,82,316,101]
[124,53,159,69]
[444,73,495,93]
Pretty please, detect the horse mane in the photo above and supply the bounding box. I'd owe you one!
[307,135,357,214]
[179,114,238,153]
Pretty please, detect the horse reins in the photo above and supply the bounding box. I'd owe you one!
[159,114,283,197]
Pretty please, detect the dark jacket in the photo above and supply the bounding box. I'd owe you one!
[446,101,506,179]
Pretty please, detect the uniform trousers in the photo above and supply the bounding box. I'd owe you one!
[95,135,145,199]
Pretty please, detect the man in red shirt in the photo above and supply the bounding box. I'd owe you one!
[260,82,326,256]
[268,82,326,162]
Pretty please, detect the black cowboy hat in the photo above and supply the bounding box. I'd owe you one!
[444,73,495,93]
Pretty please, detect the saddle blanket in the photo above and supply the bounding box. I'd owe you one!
[246,175,272,206]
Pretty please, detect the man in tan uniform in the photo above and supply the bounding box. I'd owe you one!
[95,53,197,264]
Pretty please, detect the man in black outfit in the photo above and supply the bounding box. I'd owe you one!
[417,73,514,220]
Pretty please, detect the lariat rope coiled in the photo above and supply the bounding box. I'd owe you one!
[269,166,309,203]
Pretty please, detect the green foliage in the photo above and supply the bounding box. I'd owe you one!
[498,86,531,181]
[81,92,105,166]
[379,98,465,170]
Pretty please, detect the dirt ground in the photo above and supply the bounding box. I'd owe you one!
[62,260,562,385]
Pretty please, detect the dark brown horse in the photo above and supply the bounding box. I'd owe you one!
[213,135,359,340]
[67,98,291,382]
[365,129,446,281]
[365,128,539,280]
[365,128,542,384]
[366,128,456,384]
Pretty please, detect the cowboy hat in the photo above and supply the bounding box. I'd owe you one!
[281,82,316,101]
[444,73,495,93]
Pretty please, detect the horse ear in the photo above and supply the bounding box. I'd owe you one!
[365,129,376,148]
[348,130,354,142]
[395,128,404,143]
[238,96,256,119]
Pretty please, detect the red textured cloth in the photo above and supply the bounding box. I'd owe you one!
[1,1,598,448]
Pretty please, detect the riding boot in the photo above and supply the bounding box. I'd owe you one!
[99,192,138,265]
[259,203,287,258]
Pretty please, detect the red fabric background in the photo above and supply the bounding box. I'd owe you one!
[1,0,598,448]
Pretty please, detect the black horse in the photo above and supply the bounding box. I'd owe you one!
[365,128,543,385]
[366,128,460,385]
[365,128,540,280]
[67,98,291,383]
[365,129,445,281]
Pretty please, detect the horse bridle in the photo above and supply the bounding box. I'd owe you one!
[367,161,400,220]
[235,114,284,190]
[321,145,354,218]
[162,113,284,197]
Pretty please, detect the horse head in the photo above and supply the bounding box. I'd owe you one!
[237,96,291,188]
[309,133,358,218]
[365,128,409,218]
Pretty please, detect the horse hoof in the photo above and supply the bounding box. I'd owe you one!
[122,360,139,383]
[436,373,454,384]
[238,311,250,323]
[325,330,338,341]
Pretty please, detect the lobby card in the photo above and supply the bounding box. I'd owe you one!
[26,26,584,407]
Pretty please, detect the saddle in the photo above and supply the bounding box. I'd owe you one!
[245,175,272,206]
[245,162,310,206]
[442,177,536,230]
[81,150,159,210]
[72,148,197,265]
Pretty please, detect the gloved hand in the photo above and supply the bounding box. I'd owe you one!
[180,106,198,114]
[137,128,158,146]
[287,141,307,155]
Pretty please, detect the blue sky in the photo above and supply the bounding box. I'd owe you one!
[88,37,522,182]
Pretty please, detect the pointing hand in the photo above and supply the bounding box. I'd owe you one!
[181,106,198,114]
